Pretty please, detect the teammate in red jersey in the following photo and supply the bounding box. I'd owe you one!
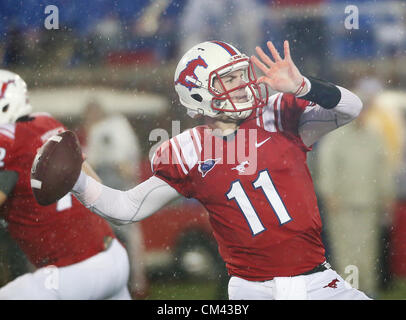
[0,70,131,300]
[69,40,369,299]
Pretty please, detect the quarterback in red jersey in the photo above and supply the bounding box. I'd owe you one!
[0,70,130,300]
[69,40,369,299]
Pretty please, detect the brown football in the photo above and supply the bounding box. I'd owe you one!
[31,130,83,206]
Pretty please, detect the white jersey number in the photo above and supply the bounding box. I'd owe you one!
[226,170,292,236]
[0,147,6,167]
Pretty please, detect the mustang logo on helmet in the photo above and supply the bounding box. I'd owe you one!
[0,80,15,99]
[175,56,208,91]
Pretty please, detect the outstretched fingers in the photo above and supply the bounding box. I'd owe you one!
[267,41,282,62]
[283,40,292,61]
[251,54,270,75]
[255,46,275,68]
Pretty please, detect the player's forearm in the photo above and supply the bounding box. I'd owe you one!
[299,76,343,110]
[72,171,181,225]
[298,85,363,147]
[327,85,363,120]
[299,76,363,119]
[299,75,363,119]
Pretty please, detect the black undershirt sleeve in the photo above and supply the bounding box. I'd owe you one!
[0,170,19,195]
[301,76,342,109]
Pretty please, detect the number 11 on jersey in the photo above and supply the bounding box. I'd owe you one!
[226,169,292,236]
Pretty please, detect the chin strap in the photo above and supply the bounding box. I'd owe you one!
[186,109,199,118]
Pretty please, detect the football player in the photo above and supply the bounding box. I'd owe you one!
[0,70,131,300]
[71,40,370,299]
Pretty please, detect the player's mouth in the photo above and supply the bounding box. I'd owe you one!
[233,95,248,103]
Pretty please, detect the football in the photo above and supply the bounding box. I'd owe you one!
[31,130,83,206]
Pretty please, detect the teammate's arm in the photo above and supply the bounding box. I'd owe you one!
[71,170,182,225]
[0,170,19,206]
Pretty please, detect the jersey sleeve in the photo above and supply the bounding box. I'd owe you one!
[151,130,200,198]
[278,93,316,136]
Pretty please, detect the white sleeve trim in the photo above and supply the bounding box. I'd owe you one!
[170,138,188,175]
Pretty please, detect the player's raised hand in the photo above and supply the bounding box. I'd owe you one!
[251,40,305,94]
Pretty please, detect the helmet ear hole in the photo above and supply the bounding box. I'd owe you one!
[191,94,203,102]
[2,104,9,113]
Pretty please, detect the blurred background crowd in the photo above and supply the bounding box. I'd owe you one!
[1,0,406,299]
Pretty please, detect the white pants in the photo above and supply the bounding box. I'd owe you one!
[228,269,371,300]
[0,239,131,300]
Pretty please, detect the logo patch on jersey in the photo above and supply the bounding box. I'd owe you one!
[231,161,250,173]
[0,80,15,99]
[323,278,339,289]
[198,158,221,177]
[175,56,208,91]
[255,137,271,148]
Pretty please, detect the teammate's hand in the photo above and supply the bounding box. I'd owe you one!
[251,40,305,94]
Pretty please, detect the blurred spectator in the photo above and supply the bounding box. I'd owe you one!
[77,100,149,299]
[316,84,396,297]
[130,0,180,63]
[3,25,25,67]
[89,13,123,64]
[178,0,267,57]
[326,0,406,62]
[365,90,405,172]
[355,80,404,291]
[268,0,331,78]
[1,0,405,70]
[375,92,406,291]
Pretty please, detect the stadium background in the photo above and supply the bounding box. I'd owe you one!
[1,0,406,299]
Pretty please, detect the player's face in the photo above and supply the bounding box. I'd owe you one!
[213,69,249,104]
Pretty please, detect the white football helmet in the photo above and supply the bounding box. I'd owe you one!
[0,70,32,125]
[174,41,268,119]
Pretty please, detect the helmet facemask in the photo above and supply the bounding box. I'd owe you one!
[208,58,269,119]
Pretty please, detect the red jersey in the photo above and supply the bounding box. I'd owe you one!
[0,113,115,268]
[152,93,325,281]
